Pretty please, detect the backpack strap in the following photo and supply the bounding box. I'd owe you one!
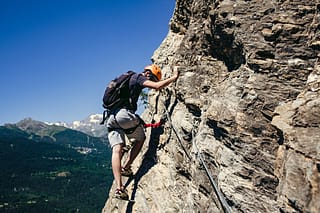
[126,73,143,111]
[100,109,109,125]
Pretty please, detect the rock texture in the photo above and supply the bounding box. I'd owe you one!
[103,0,320,212]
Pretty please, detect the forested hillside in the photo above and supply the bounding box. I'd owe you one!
[0,121,112,213]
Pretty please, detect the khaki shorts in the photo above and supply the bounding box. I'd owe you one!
[106,109,146,148]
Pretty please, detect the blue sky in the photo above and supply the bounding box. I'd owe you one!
[0,0,175,125]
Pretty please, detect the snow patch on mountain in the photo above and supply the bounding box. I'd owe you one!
[49,114,108,137]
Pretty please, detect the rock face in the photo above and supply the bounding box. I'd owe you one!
[103,0,320,212]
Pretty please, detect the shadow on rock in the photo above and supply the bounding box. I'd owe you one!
[125,126,163,212]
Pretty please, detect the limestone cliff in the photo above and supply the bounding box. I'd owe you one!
[103,0,320,212]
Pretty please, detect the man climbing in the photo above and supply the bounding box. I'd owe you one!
[105,64,180,200]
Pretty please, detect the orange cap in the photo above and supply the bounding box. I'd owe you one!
[144,64,162,81]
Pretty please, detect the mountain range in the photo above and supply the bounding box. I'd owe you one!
[48,114,108,138]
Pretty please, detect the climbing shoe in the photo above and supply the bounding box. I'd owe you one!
[115,188,129,200]
[121,167,133,177]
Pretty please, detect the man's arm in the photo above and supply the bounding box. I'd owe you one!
[143,67,180,90]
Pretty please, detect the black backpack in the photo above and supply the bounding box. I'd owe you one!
[102,71,136,111]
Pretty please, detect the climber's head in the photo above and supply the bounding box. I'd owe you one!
[144,64,162,82]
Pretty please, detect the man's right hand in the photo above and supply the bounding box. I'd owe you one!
[173,66,180,80]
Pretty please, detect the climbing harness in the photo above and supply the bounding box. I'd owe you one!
[143,119,165,128]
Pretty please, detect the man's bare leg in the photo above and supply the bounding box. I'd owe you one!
[112,144,124,189]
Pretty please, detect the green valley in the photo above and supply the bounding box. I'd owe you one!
[0,120,112,213]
